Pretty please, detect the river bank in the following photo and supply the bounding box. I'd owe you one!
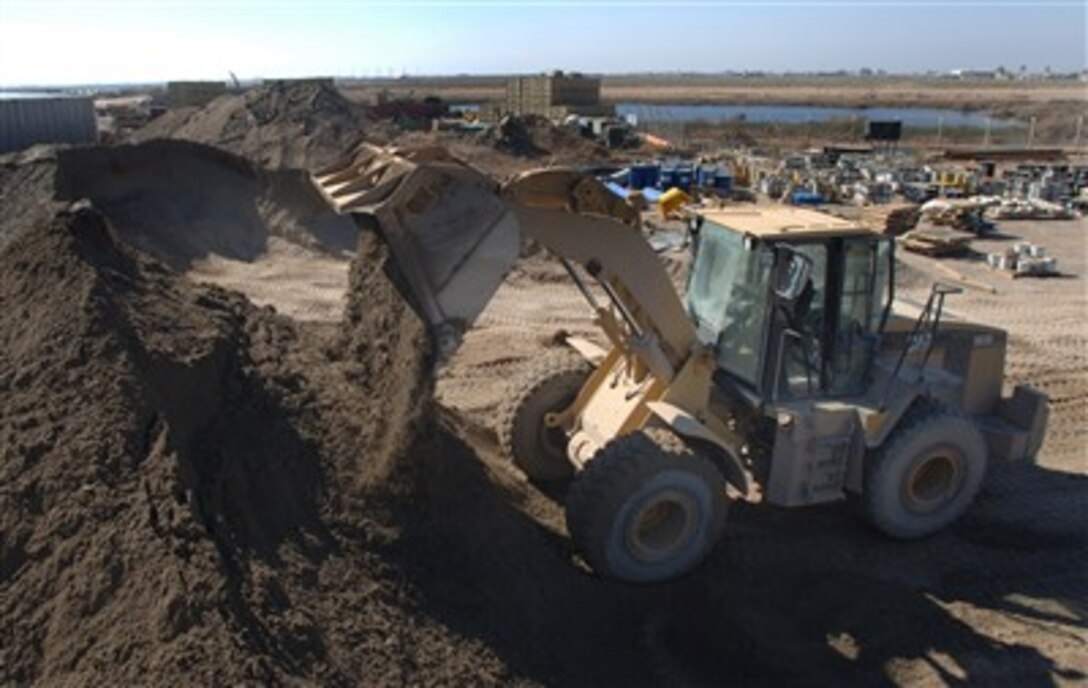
[341,75,1085,144]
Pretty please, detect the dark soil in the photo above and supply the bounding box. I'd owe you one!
[1,139,357,269]
[478,114,608,161]
[132,83,393,170]
[0,202,518,684]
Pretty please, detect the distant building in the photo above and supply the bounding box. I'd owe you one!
[0,93,97,154]
[499,71,614,120]
[167,81,227,108]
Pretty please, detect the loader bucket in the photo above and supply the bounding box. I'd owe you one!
[311,143,521,354]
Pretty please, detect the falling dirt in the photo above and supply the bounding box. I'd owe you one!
[0,200,524,684]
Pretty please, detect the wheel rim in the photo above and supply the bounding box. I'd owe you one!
[536,398,574,461]
[903,448,963,514]
[625,489,698,563]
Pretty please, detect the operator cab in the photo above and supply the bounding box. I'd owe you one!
[686,207,894,407]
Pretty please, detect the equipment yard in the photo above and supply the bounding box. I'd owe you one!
[1,78,1086,686]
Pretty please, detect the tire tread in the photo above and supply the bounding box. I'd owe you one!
[864,398,987,538]
[497,351,590,479]
[566,428,726,582]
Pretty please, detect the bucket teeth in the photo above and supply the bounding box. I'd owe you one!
[310,145,520,359]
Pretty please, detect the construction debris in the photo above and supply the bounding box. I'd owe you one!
[920,197,997,235]
[883,204,921,235]
[988,242,1060,277]
[899,224,974,256]
[989,197,1076,220]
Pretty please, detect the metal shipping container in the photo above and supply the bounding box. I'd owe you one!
[0,96,97,154]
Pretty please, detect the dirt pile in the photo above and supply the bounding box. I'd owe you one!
[133,83,384,170]
[1,140,358,321]
[0,137,655,685]
[478,114,608,162]
[0,201,527,683]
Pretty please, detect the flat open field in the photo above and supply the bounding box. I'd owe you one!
[601,76,1087,110]
[341,75,1086,111]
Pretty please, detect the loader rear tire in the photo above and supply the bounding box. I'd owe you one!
[864,400,988,539]
[566,428,727,584]
[498,353,590,481]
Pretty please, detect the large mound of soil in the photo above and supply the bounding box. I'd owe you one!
[0,137,655,685]
[1,140,357,321]
[133,83,382,170]
[0,202,513,683]
[479,114,608,161]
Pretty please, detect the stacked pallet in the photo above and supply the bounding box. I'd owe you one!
[899,224,973,257]
[883,205,921,236]
[987,242,1059,277]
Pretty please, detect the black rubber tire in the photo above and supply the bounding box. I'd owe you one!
[864,400,988,539]
[498,352,591,481]
[565,428,727,584]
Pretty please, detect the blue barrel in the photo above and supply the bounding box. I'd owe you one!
[659,165,677,189]
[629,163,660,190]
[791,190,824,206]
[696,166,717,187]
[713,172,733,192]
[674,165,694,191]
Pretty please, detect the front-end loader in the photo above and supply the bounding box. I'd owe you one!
[312,143,1048,584]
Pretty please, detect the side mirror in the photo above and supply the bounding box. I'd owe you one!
[775,249,813,302]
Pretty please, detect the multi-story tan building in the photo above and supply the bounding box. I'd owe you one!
[500,71,614,120]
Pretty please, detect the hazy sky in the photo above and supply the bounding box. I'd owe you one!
[1,0,1085,86]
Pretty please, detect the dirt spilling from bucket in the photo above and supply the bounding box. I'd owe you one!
[0,199,519,683]
[0,137,651,685]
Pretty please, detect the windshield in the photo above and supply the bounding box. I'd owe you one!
[687,223,772,386]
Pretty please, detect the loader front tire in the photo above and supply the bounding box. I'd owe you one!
[566,428,727,584]
[864,400,988,539]
[499,353,590,481]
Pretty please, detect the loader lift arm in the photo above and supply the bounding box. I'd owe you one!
[312,142,746,485]
[311,143,698,376]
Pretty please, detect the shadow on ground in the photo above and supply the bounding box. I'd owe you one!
[384,420,1088,686]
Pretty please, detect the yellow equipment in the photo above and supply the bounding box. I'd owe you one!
[657,187,690,218]
[312,143,1048,584]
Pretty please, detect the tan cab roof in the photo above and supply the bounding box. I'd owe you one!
[696,205,875,240]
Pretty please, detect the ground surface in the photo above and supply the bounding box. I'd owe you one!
[434,217,1088,686]
[3,82,1085,685]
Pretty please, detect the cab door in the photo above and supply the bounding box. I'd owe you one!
[769,237,892,401]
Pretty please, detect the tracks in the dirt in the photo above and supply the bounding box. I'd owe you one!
[433,220,1088,684]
